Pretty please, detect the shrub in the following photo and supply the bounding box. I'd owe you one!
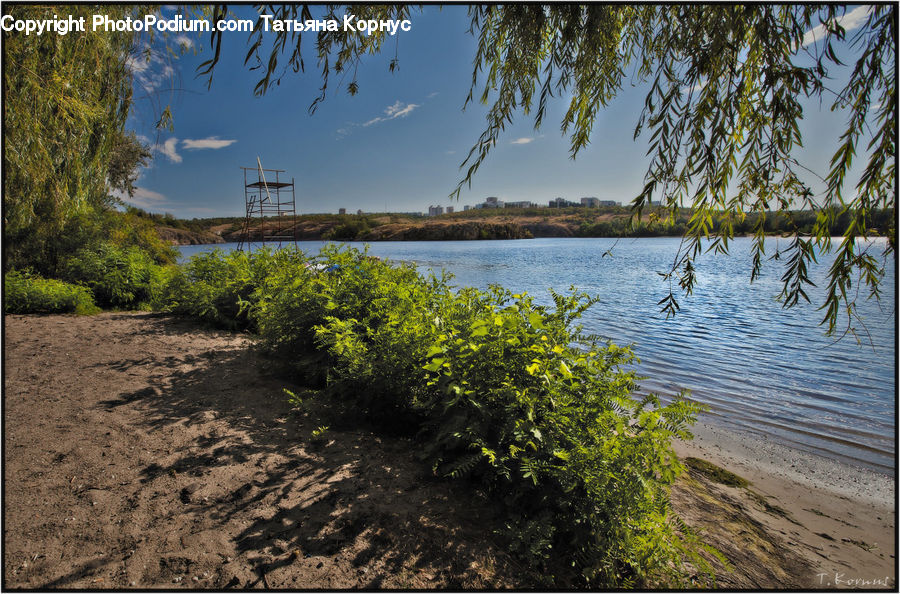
[417,288,710,585]
[250,245,713,586]
[161,247,307,330]
[61,242,164,309]
[322,217,372,240]
[256,244,452,425]
[4,270,99,315]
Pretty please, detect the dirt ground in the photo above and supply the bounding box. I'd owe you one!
[2,313,886,589]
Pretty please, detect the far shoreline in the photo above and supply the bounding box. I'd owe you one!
[165,233,894,247]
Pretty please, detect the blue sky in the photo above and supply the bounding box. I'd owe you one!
[122,5,878,218]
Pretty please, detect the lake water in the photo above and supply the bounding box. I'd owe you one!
[178,237,896,474]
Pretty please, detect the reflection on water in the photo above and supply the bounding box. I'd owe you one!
[179,237,896,473]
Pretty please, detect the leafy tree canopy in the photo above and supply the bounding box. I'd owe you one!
[2,4,167,273]
[108,130,153,199]
[199,4,895,337]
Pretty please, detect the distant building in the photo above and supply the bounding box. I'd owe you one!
[477,196,505,209]
[428,205,445,216]
[549,197,578,208]
[580,197,599,208]
[463,205,471,211]
[598,200,619,207]
[446,206,454,214]
[505,200,534,209]
[338,207,347,215]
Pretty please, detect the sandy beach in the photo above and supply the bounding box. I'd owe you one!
[674,424,895,588]
[3,313,895,588]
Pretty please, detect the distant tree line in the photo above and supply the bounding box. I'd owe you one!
[145,207,894,242]
[577,208,895,239]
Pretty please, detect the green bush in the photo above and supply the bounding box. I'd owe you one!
[247,245,712,587]
[160,247,307,330]
[61,242,164,309]
[4,270,99,315]
[255,244,451,424]
[417,288,709,585]
[322,217,373,240]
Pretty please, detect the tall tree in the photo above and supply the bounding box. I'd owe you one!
[200,4,895,336]
[2,4,140,273]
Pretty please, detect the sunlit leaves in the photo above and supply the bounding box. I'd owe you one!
[181,245,709,586]
[3,4,141,273]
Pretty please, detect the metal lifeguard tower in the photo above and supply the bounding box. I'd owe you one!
[238,158,298,250]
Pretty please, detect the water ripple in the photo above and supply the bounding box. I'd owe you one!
[179,237,896,474]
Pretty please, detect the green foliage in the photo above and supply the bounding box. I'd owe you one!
[321,216,375,240]
[160,247,306,330]
[252,246,436,395]
[2,4,143,274]
[417,288,708,586]
[55,208,179,271]
[61,242,166,309]
[4,270,99,315]
[310,425,330,441]
[107,130,153,198]
[241,245,709,587]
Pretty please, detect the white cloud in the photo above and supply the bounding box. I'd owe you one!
[173,34,195,49]
[133,187,167,202]
[337,100,420,137]
[159,137,182,163]
[427,91,439,99]
[126,54,150,74]
[182,137,237,150]
[127,46,177,95]
[119,186,168,210]
[384,100,419,118]
[510,137,534,145]
[803,5,872,47]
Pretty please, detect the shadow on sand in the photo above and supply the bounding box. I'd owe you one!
[89,321,529,589]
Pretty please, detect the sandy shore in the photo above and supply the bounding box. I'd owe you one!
[674,423,895,588]
[3,312,896,589]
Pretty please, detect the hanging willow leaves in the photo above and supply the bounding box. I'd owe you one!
[0,4,173,273]
[198,4,894,336]
[457,5,895,337]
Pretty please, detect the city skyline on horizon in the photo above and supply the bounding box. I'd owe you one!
[120,5,876,219]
